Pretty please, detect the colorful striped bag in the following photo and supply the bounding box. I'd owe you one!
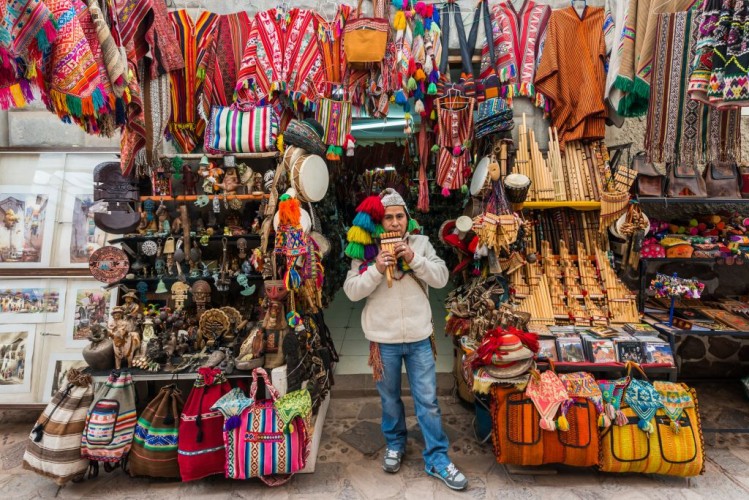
[212,368,309,485]
[23,369,94,485]
[599,363,705,476]
[177,367,231,482]
[128,384,184,478]
[204,105,279,154]
[80,370,137,472]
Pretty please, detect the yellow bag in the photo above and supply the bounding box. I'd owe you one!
[344,0,389,64]
[599,365,705,477]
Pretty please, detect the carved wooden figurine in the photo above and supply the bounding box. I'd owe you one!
[108,306,141,369]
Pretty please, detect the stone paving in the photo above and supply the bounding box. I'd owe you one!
[1,381,748,499]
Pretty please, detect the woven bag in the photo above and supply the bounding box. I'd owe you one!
[599,363,705,476]
[204,105,279,154]
[490,385,545,466]
[343,0,389,64]
[129,384,183,478]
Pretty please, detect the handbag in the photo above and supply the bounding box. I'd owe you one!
[343,0,389,64]
[632,152,665,197]
[129,384,183,478]
[490,385,545,465]
[23,369,94,486]
[704,160,741,198]
[666,163,707,197]
[204,105,279,154]
[315,95,352,153]
[212,368,310,484]
[599,363,705,477]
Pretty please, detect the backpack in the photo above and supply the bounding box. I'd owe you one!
[177,367,231,481]
[129,384,184,478]
[80,370,137,474]
[22,368,94,485]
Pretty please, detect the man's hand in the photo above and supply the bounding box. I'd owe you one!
[394,240,414,263]
[375,250,395,274]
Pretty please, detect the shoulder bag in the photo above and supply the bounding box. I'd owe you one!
[632,152,665,197]
[343,0,389,64]
[666,162,707,198]
[704,159,740,198]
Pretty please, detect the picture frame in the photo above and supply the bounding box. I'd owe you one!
[537,339,558,361]
[0,185,57,267]
[0,324,36,394]
[59,190,109,268]
[556,338,586,363]
[42,352,87,403]
[64,280,118,348]
[0,279,66,324]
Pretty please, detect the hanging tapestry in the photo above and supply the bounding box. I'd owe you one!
[167,9,218,153]
[87,0,128,99]
[707,0,749,105]
[535,6,607,147]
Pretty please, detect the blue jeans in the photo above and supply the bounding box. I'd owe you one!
[376,338,450,471]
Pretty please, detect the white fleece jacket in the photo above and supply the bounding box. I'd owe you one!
[343,234,449,344]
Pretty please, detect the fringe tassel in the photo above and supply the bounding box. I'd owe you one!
[369,341,384,382]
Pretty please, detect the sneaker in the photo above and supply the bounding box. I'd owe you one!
[426,462,468,491]
[382,448,403,473]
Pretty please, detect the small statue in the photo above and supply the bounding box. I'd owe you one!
[140,316,156,356]
[182,164,198,196]
[172,216,182,235]
[163,331,178,369]
[198,155,224,194]
[217,168,241,195]
[109,306,141,369]
[156,203,170,235]
[121,291,141,323]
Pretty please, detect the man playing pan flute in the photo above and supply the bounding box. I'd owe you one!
[343,188,467,491]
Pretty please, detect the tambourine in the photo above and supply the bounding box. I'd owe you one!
[470,156,493,198]
[89,246,130,284]
[291,154,329,202]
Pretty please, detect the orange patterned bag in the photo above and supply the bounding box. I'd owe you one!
[490,386,545,465]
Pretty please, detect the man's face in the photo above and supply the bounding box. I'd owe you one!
[382,206,408,237]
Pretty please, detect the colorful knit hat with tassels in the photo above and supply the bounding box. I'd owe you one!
[345,188,420,261]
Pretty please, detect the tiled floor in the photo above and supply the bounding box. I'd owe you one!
[327,289,454,375]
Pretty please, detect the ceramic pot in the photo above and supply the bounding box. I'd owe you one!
[82,337,115,371]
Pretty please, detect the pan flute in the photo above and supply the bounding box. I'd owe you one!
[379,231,403,288]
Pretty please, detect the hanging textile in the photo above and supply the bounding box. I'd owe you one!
[482,0,551,110]
[706,0,749,106]
[167,9,217,153]
[611,0,696,117]
[534,6,607,147]
[604,0,632,114]
[283,8,325,110]
[199,11,252,121]
[120,41,146,176]
[237,8,283,105]
[645,9,741,167]
[315,5,351,88]
[45,0,108,134]
[0,0,56,109]
[688,0,719,103]
[435,96,475,194]
[87,0,128,99]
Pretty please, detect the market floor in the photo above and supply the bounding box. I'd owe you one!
[1,381,749,499]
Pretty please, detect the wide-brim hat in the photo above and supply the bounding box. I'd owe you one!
[122,291,138,300]
[284,119,327,156]
[484,357,535,379]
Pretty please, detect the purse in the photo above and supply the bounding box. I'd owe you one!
[315,95,352,158]
[704,160,741,198]
[203,105,279,154]
[343,0,389,64]
[632,152,665,197]
[129,384,183,478]
[666,163,707,197]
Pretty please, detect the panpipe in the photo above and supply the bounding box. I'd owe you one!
[379,231,403,288]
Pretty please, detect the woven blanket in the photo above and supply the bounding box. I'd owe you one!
[120,40,145,176]
[86,0,128,98]
[688,0,720,103]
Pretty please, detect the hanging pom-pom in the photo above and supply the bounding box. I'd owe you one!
[452,145,462,156]
[407,218,420,233]
[394,90,408,105]
[353,211,377,233]
[364,244,379,261]
[286,310,303,327]
[615,410,628,427]
[637,418,653,434]
[441,187,451,197]
[225,415,242,431]
[407,77,417,91]
[670,420,681,434]
[556,414,569,432]
[345,134,356,156]
[427,82,438,96]
[356,195,385,222]
[539,417,556,432]
[415,1,426,15]
[605,402,616,421]
[347,226,374,245]
[414,99,425,114]
[393,11,407,31]
[345,241,366,260]
[431,144,439,153]
[598,413,611,428]
[278,197,301,226]
[408,58,416,76]
[277,133,284,153]
[471,266,481,276]
[414,19,424,36]
[430,109,437,120]
[414,68,426,82]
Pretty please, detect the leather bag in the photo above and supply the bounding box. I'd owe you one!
[666,163,707,197]
[704,160,740,198]
[632,152,665,197]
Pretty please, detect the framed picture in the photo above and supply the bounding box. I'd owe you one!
[590,339,617,363]
[0,279,66,323]
[59,191,108,267]
[537,339,558,361]
[65,280,118,348]
[0,185,57,267]
[42,353,87,403]
[557,338,586,363]
[0,324,36,394]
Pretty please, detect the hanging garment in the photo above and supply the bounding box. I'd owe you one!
[435,96,475,194]
[534,6,607,147]
[120,40,146,176]
[707,0,749,105]
[315,5,352,87]
[87,0,128,99]
[482,0,551,109]
[689,0,719,103]
[167,9,218,153]
[604,0,632,115]
[283,8,325,109]
[237,8,284,104]
[645,9,741,167]
[199,11,252,120]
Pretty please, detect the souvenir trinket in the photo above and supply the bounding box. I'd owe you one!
[89,246,130,284]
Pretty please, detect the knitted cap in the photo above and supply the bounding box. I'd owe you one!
[380,188,406,208]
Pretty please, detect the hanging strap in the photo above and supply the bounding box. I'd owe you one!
[250,367,281,401]
[439,1,473,76]
[466,0,496,73]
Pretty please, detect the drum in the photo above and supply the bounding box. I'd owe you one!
[503,173,531,209]
[291,154,329,202]
[310,230,331,257]
[455,215,473,239]
[470,156,493,198]
[273,207,312,233]
[283,145,306,174]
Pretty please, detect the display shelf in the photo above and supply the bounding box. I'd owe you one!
[637,197,749,205]
[139,193,268,202]
[523,201,601,211]
[536,361,677,381]
[108,234,261,245]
